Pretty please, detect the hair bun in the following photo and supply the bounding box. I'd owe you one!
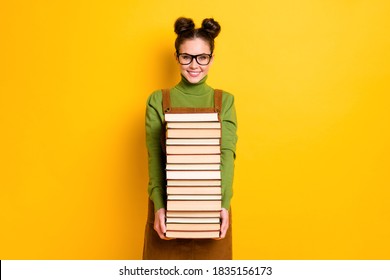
[201,18,221,39]
[174,17,195,35]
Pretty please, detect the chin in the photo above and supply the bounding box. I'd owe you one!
[184,73,205,84]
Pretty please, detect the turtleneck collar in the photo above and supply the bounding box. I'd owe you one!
[174,75,212,96]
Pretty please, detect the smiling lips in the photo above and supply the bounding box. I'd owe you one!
[187,70,201,77]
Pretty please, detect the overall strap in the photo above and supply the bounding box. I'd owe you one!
[162,89,171,113]
[214,89,223,114]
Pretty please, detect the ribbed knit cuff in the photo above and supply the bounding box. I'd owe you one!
[150,189,165,212]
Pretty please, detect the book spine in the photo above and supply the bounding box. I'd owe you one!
[165,117,222,239]
[167,200,222,211]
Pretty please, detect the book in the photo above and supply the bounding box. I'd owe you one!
[167,154,221,164]
[165,112,219,122]
[167,180,221,186]
[167,128,221,139]
[166,211,221,218]
[167,200,221,211]
[167,186,221,195]
[166,217,220,224]
[167,122,221,129]
[166,145,220,155]
[166,163,220,171]
[166,223,220,231]
[165,231,220,239]
[166,170,221,180]
[168,194,222,201]
[164,111,222,239]
[166,138,220,145]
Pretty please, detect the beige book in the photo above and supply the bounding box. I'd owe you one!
[167,122,221,129]
[168,194,222,200]
[166,138,220,145]
[166,170,221,180]
[166,217,220,224]
[166,223,221,231]
[166,230,220,239]
[167,186,221,195]
[166,163,220,171]
[166,145,220,155]
[167,154,221,164]
[167,180,221,186]
[165,112,219,122]
[166,211,221,218]
[167,128,221,139]
[167,200,221,211]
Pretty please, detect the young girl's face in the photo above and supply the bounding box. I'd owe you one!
[177,37,214,84]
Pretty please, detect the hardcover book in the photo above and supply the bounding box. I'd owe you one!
[167,186,221,195]
[164,112,219,122]
[166,223,220,231]
[166,170,221,180]
[164,114,222,239]
[167,200,221,211]
[166,211,221,218]
[165,231,220,239]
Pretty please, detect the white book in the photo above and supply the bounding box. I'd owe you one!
[166,145,220,155]
[167,200,221,211]
[167,122,221,129]
[166,138,220,145]
[165,112,219,122]
[166,128,221,139]
[166,217,220,224]
[166,170,221,180]
[168,194,222,200]
[167,154,221,164]
[166,231,220,239]
[166,211,221,218]
[167,186,221,195]
[166,223,221,231]
[166,163,220,170]
[167,180,221,186]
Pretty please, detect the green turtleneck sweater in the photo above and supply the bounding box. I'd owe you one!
[145,75,237,211]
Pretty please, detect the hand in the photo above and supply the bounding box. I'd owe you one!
[154,208,169,240]
[216,208,229,240]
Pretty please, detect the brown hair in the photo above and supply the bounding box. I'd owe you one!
[174,17,221,54]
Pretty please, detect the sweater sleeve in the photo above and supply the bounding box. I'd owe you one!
[220,92,238,210]
[145,91,166,212]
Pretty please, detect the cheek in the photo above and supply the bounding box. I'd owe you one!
[179,64,186,70]
[200,66,210,73]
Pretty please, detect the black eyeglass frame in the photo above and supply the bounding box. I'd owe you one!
[176,53,213,66]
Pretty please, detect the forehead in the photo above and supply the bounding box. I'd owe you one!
[179,38,211,54]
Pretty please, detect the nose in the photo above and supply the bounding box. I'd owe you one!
[189,58,199,68]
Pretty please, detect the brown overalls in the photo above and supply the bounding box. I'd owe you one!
[142,89,232,260]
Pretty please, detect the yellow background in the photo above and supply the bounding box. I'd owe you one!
[1,0,389,259]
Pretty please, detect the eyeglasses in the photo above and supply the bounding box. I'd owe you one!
[177,53,213,66]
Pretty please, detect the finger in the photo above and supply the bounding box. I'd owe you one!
[157,227,170,240]
[220,228,226,239]
[160,218,166,234]
[155,224,164,239]
[220,218,229,239]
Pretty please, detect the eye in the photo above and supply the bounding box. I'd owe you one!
[180,54,191,61]
[197,55,209,62]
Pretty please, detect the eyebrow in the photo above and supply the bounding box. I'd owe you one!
[178,53,211,55]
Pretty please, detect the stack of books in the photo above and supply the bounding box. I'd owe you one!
[164,112,222,239]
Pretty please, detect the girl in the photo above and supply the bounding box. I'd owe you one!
[143,17,237,260]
